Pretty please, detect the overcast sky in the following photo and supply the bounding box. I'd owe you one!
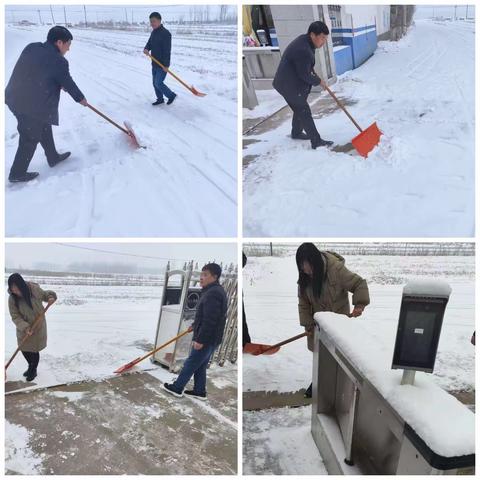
[4,4,236,24]
[5,243,237,273]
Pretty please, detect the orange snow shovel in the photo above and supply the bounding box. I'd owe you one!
[324,85,382,157]
[5,303,53,379]
[87,103,144,148]
[147,53,206,97]
[245,332,308,356]
[114,327,192,374]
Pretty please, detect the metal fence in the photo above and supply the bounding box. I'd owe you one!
[243,242,475,257]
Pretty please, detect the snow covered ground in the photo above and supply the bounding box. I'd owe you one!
[5,24,237,237]
[243,19,475,236]
[4,279,163,388]
[243,253,475,394]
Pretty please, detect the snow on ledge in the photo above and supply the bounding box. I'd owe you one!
[313,312,474,458]
[403,279,452,297]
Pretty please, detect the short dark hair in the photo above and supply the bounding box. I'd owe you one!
[308,21,329,36]
[149,12,162,21]
[47,26,73,44]
[202,263,222,280]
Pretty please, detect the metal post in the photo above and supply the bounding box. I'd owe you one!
[83,5,87,27]
[49,5,55,24]
[401,370,416,385]
[38,9,43,25]
[63,5,67,25]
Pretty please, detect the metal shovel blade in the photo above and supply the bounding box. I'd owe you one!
[351,122,382,158]
[123,121,144,149]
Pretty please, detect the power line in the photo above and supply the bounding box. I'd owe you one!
[54,243,192,263]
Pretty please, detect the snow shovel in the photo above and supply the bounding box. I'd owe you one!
[5,303,52,379]
[324,85,382,157]
[114,327,192,374]
[147,53,206,97]
[247,332,308,356]
[86,103,144,148]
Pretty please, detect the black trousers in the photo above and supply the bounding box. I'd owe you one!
[10,113,58,177]
[283,93,321,143]
[242,302,251,347]
[22,351,40,370]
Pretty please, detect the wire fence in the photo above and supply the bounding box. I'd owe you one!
[243,242,475,257]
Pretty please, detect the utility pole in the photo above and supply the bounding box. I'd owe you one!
[38,9,43,25]
[49,4,55,24]
[125,8,128,24]
[131,10,134,24]
[465,5,469,19]
[83,5,87,27]
[454,5,457,20]
[63,5,67,25]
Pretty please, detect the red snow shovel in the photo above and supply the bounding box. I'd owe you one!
[87,103,144,148]
[5,303,52,380]
[147,53,206,97]
[245,332,308,356]
[114,327,192,374]
[324,85,382,157]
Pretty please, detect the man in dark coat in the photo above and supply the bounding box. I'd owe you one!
[143,12,176,106]
[163,263,228,400]
[273,21,333,150]
[5,26,87,183]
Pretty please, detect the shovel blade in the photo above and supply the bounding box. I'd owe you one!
[243,342,281,356]
[114,359,139,374]
[351,122,382,158]
[123,121,143,149]
[190,86,207,97]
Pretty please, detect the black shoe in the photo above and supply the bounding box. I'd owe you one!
[152,99,165,106]
[26,369,37,382]
[167,93,177,105]
[311,138,334,150]
[184,390,207,401]
[162,383,183,398]
[48,151,71,168]
[23,369,29,377]
[291,132,310,140]
[8,172,39,183]
[304,382,312,398]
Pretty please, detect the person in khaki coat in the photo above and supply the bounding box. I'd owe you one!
[8,273,57,382]
[296,243,370,397]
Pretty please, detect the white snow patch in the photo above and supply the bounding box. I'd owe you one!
[5,421,44,474]
[403,278,452,297]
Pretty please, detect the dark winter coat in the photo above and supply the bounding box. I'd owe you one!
[273,34,321,100]
[298,251,370,351]
[193,281,228,346]
[145,25,172,68]
[8,282,57,352]
[5,41,85,126]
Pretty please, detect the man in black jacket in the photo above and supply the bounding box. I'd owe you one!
[143,12,176,106]
[273,21,333,150]
[5,26,87,183]
[163,263,228,400]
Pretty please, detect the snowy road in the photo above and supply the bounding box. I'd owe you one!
[5,25,237,237]
[243,20,475,236]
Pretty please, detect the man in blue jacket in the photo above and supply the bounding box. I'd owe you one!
[5,26,87,183]
[273,21,333,150]
[143,12,176,106]
[163,263,228,400]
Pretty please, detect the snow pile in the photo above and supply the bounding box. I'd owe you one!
[243,19,474,236]
[403,278,452,297]
[314,311,475,458]
[5,24,237,237]
[5,422,44,474]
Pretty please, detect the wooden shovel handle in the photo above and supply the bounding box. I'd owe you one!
[324,85,363,133]
[131,328,192,367]
[260,332,308,355]
[87,104,130,135]
[5,303,52,371]
[147,53,193,93]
